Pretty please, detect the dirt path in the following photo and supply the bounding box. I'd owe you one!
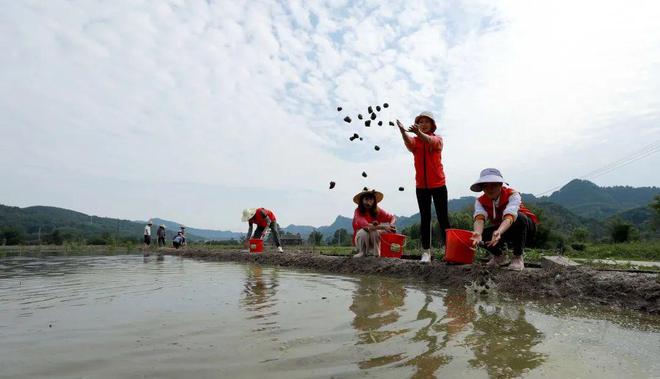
[167,248,660,314]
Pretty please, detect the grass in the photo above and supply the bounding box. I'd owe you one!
[564,240,660,262]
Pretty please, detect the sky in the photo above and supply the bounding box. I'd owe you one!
[1,0,660,232]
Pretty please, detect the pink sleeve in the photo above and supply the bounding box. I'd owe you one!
[352,209,369,232]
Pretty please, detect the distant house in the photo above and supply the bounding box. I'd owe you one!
[267,232,303,246]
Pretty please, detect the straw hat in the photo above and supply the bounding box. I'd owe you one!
[353,188,384,205]
[147,220,153,225]
[414,111,436,133]
[470,168,508,192]
[241,208,258,222]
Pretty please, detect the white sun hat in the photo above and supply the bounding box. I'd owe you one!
[414,111,437,132]
[241,208,258,222]
[470,168,508,192]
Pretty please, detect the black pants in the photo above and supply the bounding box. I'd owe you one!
[157,237,166,247]
[482,212,536,256]
[253,222,282,247]
[416,186,451,249]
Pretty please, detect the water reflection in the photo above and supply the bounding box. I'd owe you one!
[464,304,547,378]
[398,292,453,378]
[350,277,408,345]
[241,264,280,333]
[349,277,408,369]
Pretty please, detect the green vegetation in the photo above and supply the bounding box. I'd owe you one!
[307,230,324,246]
[1,180,658,264]
[563,241,660,261]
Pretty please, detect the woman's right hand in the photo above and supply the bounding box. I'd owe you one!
[396,119,407,133]
[470,232,482,247]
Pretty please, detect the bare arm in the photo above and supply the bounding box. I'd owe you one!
[471,218,485,246]
[396,120,414,152]
[488,218,513,247]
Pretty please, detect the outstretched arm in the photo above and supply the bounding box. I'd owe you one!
[396,120,415,152]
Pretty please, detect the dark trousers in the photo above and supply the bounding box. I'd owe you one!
[482,212,536,256]
[253,222,282,247]
[157,236,166,247]
[416,186,451,249]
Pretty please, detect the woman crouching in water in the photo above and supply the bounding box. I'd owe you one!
[352,188,396,258]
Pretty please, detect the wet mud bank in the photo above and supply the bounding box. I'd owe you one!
[170,249,660,314]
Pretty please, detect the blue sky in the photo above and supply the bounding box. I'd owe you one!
[1,0,659,231]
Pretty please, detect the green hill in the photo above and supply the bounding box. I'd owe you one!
[0,204,204,245]
[543,179,659,219]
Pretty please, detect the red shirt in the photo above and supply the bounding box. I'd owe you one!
[251,208,277,228]
[352,207,395,244]
[410,133,446,188]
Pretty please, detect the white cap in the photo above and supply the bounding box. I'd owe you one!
[470,168,508,192]
[241,208,258,222]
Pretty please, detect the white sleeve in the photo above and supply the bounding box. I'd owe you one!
[503,192,522,220]
[473,199,488,220]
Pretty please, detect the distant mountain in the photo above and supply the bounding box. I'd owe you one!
[317,216,353,237]
[281,224,316,238]
[539,179,659,219]
[0,204,210,243]
[2,179,656,245]
[0,204,143,241]
[527,201,606,239]
[150,218,242,240]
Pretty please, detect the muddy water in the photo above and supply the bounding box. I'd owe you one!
[0,256,658,379]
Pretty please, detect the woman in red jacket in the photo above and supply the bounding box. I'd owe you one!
[469,168,538,270]
[396,111,451,263]
[242,207,284,253]
[352,188,396,258]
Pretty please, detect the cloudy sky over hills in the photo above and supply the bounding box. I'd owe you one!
[1,0,659,231]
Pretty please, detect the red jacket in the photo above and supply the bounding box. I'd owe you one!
[352,207,395,245]
[410,133,446,188]
[477,187,538,225]
[251,208,276,228]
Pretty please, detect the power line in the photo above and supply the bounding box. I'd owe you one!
[577,141,660,180]
[535,139,660,197]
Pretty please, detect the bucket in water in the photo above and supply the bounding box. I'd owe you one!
[380,233,406,258]
[444,229,475,264]
[249,239,264,254]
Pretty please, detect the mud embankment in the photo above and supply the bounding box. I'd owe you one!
[168,248,660,314]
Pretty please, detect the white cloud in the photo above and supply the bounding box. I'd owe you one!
[1,0,659,231]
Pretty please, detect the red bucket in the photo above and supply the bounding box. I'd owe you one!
[380,233,406,258]
[249,239,264,254]
[444,229,475,264]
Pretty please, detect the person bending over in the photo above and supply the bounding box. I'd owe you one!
[242,207,284,253]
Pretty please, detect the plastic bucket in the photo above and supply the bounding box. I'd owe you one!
[249,239,264,254]
[380,233,406,258]
[444,229,475,264]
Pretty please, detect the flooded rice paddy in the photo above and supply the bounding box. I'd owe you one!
[0,255,658,378]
